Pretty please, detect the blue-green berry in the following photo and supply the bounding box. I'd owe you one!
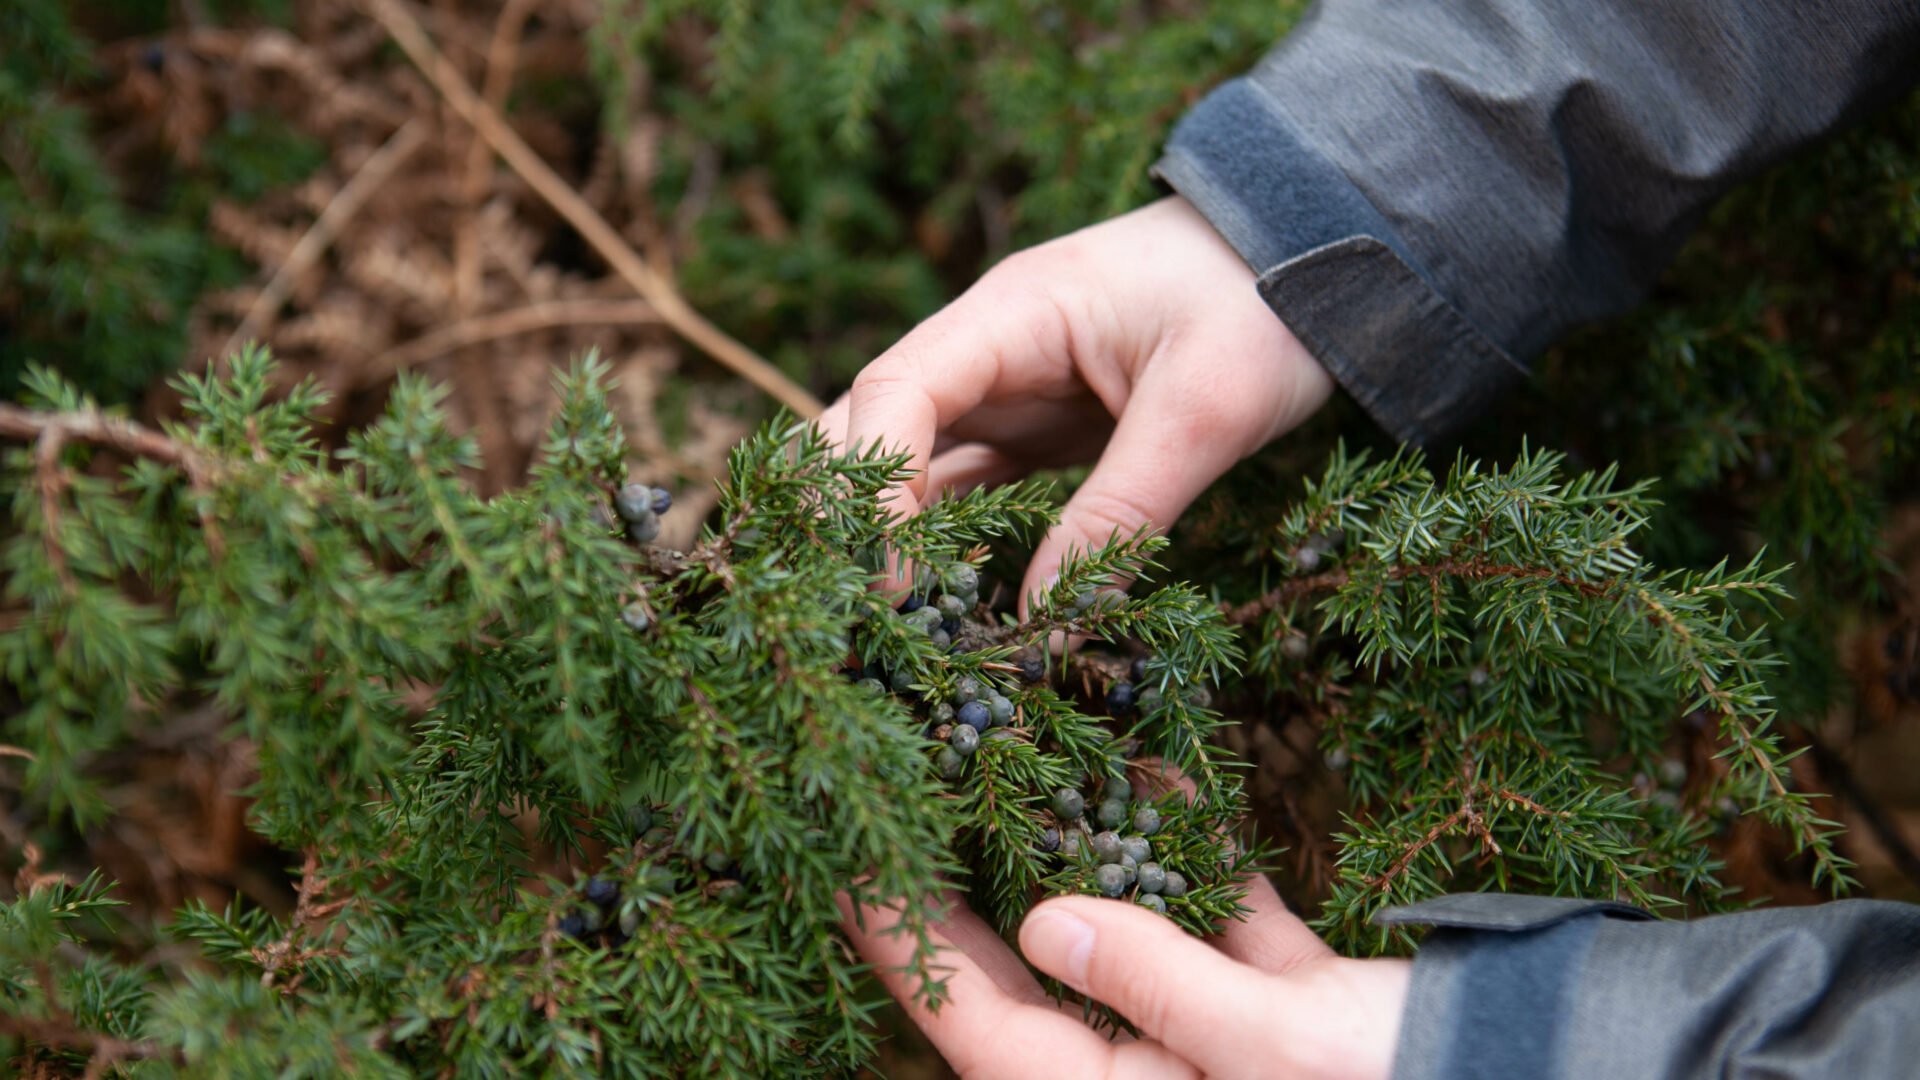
[856,678,886,696]
[614,483,654,523]
[1120,853,1138,886]
[949,724,979,756]
[1120,834,1152,864]
[890,667,915,693]
[1162,871,1188,898]
[1090,830,1124,864]
[1061,830,1084,858]
[702,849,733,873]
[621,602,651,633]
[983,729,1017,744]
[626,803,653,835]
[986,695,1015,727]
[929,628,952,649]
[1132,807,1162,836]
[1100,775,1132,803]
[1095,798,1128,830]
[952,676,982,704]
[627,509,662,544]
[579,905,605,932]
[936,593,968,620]
[1051,788,1086,820]
[936,747,966,779]
[1094,863,1128,898]
[1136,862,1167,894]
[956,701,991,731]
[929,702,955,727]
[1136,894,1168,916]
[618,906,642,936]
[945,564,979,596]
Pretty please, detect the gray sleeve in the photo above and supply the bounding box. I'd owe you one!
[1377,893,1920,1080]
[1154,0,1920,446]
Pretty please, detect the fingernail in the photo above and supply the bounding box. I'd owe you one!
[1021,908,1095,992]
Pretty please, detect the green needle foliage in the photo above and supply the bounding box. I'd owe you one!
[0,350,1258,1075]
[1229,446,1847,953]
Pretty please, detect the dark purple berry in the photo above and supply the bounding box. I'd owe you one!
[956,701,991,731]
[1018,655,1047,683]
[940,617,962,637]
[1105,681,1136,716]
[1037,827,1062,854]
[557,913,587,939]
[1130,655,1149,683]
[584,878,620,907]
[899,594,925,614]
[650,487,672,515]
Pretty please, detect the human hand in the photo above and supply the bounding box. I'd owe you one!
[840,874,1410,1080]
[820,195,1333,608]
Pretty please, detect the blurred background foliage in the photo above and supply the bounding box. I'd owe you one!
[3,0,1917,997]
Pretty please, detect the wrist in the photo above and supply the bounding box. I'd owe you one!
[1278,957,1412,1080]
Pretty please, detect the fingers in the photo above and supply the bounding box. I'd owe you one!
[841,280,1071,520]
[839,892,1155,1080]
[925,443,1030,502]
[1213,872,1335,974]
[1019,895,1281,1077]
[1017,373,1262,616]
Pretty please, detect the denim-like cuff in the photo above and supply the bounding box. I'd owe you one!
[1153,77,1527,448]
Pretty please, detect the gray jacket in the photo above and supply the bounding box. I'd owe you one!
[1155,0,1920,445]
[1378,894,1920,1080]
[1158,3,1920,1076]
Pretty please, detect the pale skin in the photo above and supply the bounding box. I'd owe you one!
[822,197,1409,1075]
[838,878,1411,1080]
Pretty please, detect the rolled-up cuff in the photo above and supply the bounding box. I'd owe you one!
[1379,895,1651,1080]
[1153,76,1527,447]
[1257,237,1529,447]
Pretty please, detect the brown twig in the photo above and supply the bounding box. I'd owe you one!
[0,402,227,568]
[218,117,428,362]
[360,0,824,418]
[366,298,663,379]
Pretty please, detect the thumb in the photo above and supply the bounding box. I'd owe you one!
[1019,896,1280,1074]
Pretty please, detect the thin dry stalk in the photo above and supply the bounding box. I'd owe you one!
[360,0,824,419]
[368,298,662,377]
[219,118,429,361]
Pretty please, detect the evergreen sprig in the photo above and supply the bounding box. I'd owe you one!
[1229,445,1849,952]
[0,351,1254,1075]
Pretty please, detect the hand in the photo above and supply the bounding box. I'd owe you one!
[820,195,1333,608]
[840,875,1410,1080]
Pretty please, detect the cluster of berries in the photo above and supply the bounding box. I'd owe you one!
[611,481,673,632]
[1046,771,1191,916]
[891,564,981,651]
[557,803,755,946]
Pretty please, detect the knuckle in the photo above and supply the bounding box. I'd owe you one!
[1068,487,1163,543]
